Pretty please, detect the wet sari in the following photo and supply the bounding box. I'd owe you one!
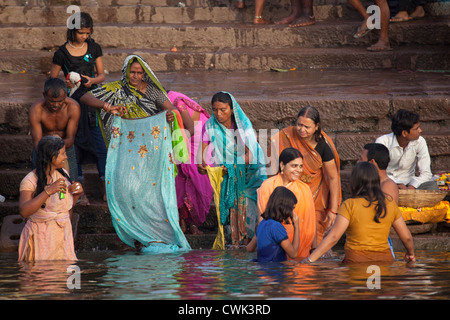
[271,127,342,243]
[203,92,266,247]
[105,111,191,253]
[167,91,213,227]
[18,170,77,261]
[92,55,191,253]
[257,174,316,260]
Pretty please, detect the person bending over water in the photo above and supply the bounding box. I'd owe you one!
[304,162,415,264]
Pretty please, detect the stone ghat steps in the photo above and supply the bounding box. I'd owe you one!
[0,69,449,134]
[0,0,448,26]
[1,45,449,74]
[1,179,448,251]
[1,130,449,199]
[1,19,449,52]
[0,1,361,25]
[0,199,219,251]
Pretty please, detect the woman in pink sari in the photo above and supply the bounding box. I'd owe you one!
[167,91,213,234]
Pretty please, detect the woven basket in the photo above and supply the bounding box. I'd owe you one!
[398,189,447,208]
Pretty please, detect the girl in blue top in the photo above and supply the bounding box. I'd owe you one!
[247,186,300,262]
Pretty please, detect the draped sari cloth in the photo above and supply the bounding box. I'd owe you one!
[167,91,213,227]
[90,54,170,147]
[203,92,266,245]
[206,166,225,250]
[271,127,342,243]
[18,170,77,262]
[257,174,316,260]
[106,111,191,253]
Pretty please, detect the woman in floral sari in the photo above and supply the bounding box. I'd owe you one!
[89,54,193,145]
[87,55,194,252]
[198,92,267,248]
[271,106,341,244]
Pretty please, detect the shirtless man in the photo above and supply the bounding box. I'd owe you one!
[358,142,399,204]
[29,78,81,182]
[30,78,126,206]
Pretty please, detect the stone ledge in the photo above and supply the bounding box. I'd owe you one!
[1,19,448,50]
[390,233,450,251]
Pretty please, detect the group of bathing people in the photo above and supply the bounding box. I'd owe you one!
[19,12,435,264]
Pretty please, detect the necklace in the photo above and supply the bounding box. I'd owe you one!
[68,41,86,49]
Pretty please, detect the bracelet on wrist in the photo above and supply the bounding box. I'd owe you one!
[328,208,337,215]
[102,102,112,113]
[44,187,51,197]
[306,257,313,263]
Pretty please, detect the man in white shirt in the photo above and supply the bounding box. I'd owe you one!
[375,109,438,190]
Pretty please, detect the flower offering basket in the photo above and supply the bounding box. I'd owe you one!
[398,189,447,208]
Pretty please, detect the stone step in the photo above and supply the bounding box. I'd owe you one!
[0,0,448,26]
[0,69,448,133]
[0,3,361,26]
[1,18,448,51]
[2,129,449,163]
[3,230,218,251]
[1,45,449,74]
[1,131,449,199]
[0,0,373,7]
[0,198,219,251]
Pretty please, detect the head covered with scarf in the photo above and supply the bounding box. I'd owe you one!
[90,54,169,145]
[203,91,266,236]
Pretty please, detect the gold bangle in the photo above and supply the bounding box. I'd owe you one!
[44,187,51,197]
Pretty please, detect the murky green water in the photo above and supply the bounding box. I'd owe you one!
[0,249,448,300]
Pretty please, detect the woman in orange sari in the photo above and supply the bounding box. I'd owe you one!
[271,106,341,244]
[253,147,316,260]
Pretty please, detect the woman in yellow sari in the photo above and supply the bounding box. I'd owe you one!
[271,106,341,244]
[253,147,316,260]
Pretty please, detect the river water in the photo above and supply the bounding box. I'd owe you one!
[0,249,448,300]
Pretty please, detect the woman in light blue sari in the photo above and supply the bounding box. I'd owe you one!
[95,54,192,253]
[198,92,267,248]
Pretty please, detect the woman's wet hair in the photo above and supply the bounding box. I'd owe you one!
[261,186,298,224]
[297,106,322,142]
[66,12,94,42]
[35,135,65,198]
[278,147,303,173]
[350,162,387,223]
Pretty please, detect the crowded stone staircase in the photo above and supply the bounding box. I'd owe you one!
[0,0,449,251]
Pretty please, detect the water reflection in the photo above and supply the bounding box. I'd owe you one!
[0,250,448,300]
